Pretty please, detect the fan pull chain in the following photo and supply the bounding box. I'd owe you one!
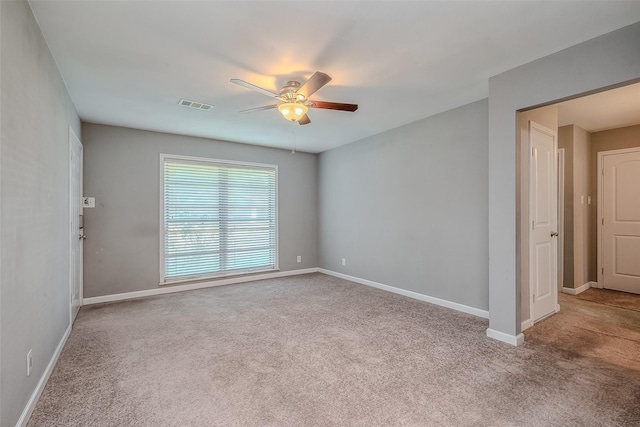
[291,122,297,154]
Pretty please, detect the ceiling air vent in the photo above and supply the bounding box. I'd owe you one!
[178,99,214,111]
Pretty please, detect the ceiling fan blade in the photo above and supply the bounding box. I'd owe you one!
[309,101,358,112]
[298,114,311,125]
[239,104,278,113]
[230,79,280,98]
[297,72,332,99]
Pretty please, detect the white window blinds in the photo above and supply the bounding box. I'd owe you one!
[161,155,277,283]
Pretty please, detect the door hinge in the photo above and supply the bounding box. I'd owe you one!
[533,294,536,303]
[532,147,535,156]
[602,218,604,225]
[602,168,604,176]
[602,267,604,275]
[532,220,535,230]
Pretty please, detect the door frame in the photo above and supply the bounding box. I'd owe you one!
[597,146,640,289]
[528,120,560,323]
[557,148,565,291]
[68,126,83,324]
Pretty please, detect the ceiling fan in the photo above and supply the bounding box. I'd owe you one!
[230,71,358,125]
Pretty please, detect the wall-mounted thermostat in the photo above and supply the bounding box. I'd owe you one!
[83,197,95,208]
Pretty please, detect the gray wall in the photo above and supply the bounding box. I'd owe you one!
[319,99,489,311]
[1,2,81,426]
[488,21,640,337]
[82,124,318,298]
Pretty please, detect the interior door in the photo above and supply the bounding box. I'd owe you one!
[69,129,83,323]
[529,121,558,322]
[602,149,640,294]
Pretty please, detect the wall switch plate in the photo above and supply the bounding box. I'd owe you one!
[82,197,95,208]
[342,258,346,266]
[297,256,301,263]
[27,350,33,376]
[580,195,585,205]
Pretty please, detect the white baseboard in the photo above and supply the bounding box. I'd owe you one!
[83,268,319,305]
[85,266,490,318]
[561,281,594,295]
[16,324,72,427]
[318,269,489,319]
[486,328,525,346]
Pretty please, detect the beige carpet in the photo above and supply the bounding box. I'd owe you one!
[574,287,640,313]
[527,290,640,374]
[28,273,640,426]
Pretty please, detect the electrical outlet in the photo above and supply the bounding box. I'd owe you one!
[27,350,33,377]
[342,258,346,266]
[297,255,301,263]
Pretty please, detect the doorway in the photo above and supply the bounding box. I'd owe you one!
[520,82,640,330]
[487,24,640,346]
[598,147,640,294]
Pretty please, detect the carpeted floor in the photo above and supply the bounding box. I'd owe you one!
[574,287,640,313]
[28,273,640,426]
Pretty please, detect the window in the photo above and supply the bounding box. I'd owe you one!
[160,154,277,284]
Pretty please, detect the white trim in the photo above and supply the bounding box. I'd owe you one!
[598,150,603,288]
[557,148,565,291]
[486,328,525,346]
[159,153,279,170]
[561,281,594,295]
[83,268,318,305]
[160,267,279,286]
[318,269,489,319]
[16,324,72,427]
[84,267,490,319]
[68,126,83,325]
[521,318,533,332]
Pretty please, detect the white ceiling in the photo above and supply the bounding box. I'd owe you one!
[558,82,640,132]
[29,1,640,153]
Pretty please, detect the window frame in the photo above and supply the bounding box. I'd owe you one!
[159,153,279,285]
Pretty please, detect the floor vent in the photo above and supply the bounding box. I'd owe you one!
[178,99,214,111]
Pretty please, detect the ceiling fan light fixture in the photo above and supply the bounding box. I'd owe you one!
[278,102,308,122]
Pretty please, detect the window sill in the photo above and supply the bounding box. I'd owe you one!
[160,267,280,287]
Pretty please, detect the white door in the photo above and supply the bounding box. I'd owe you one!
[601,149,640,294]
[529,121,558,322]
[69,128,83,323]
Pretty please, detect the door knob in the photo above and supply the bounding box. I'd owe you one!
[550,231,558,237]
[79,234,87,240]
